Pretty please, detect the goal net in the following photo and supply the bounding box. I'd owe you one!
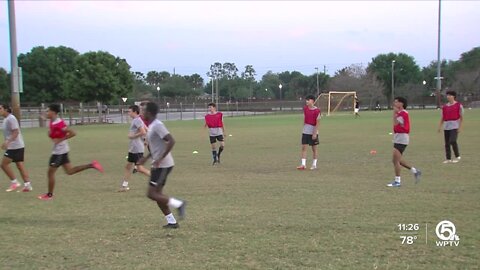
[315,91,357,116]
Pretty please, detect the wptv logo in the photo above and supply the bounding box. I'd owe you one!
[435,220,460,247]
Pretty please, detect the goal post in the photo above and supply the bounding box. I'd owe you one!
[315,91,357,116]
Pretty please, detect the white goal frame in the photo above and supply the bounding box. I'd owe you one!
[315,91,357,116]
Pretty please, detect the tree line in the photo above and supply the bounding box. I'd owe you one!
[0,45,478,105]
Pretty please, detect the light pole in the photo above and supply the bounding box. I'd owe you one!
[435,0,442,108]
[210,77,214,103]
[391,60,396,106]
[278,84,282,100]
[315,67,319,97]
[156,86,160,102]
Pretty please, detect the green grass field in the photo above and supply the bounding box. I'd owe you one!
[1,109,479,269]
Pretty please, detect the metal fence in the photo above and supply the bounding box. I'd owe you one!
[2,98,479,129]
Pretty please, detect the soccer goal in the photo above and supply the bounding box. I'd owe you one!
[315,91,357,116]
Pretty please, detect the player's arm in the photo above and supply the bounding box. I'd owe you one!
[129,126,147,139]
[312,119,319,139]
[437,116,444,133]
[53,127,75,144]
[2,127,19,150]
[458,105,464,133]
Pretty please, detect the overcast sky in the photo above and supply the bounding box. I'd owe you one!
[1,1,479,79]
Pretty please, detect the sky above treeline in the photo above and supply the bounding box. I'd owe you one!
[1,1,479,79]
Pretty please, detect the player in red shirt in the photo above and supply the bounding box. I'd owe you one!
[437,91,463,163]
[297,95,321,170]
[204,103,225,165]
[387,97,421,187]
[37,104,104,200]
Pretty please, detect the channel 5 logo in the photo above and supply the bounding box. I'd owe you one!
[435,220,460,247]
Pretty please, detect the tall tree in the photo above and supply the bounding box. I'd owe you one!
[64,51,133,103]
[17,46,79,103]
[0,68,10,101]
[207,62,223,79]
[367,52,421,103]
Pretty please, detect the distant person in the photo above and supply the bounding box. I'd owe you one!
[204,103,225,165]
[354,97,360,118]
[375,101,381,111]
[0,104,33,192]
[37,104,104,200]
[297,95,321,170]
[438,90,463,163]
[387,97,421,187]
[137,102,186,229]
[118,105,150,192]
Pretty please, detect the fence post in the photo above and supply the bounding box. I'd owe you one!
[60,103,64,119]
[80,102,84,124]
[180,102,183,120]
[38,103,46,128]
[193,102,196,120]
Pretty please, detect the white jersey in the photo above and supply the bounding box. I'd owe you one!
[2,114,24,149]
[147,119,174,168]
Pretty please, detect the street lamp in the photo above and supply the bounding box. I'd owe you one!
[391,60,396,105]
[278,84,282,100]
[210,77,214,103]
[156,86,160,102]
[315,67,319,97]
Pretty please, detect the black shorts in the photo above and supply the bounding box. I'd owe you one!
[150,167,173,187]
[49,153,70,168]
[209,135,224,144]
[394,143,407,154]
[301,134,319,146]
[127,152,144,164]
[4,148,25,163]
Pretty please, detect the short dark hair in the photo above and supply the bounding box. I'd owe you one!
[0,104,12,113]
[129,105,140,114]
[207,103,216,108]
[446,90,457,98]
[394,96,408,109]
[48,104,61,113]
[145,102,158,116]
[305,95,316,101]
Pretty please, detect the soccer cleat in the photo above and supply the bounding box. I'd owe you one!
[387,181,401,187]
[162,223,179,229]
[443,160,453,164]
[177,201,187,220]
[37,193,53,201]
[452,157,461,163]
[118,186,130,192]
[21,185,33,192]
[310,165,317,170]
[132,165,138,174]
[296,165,306,170]
[6,182,20,192]
[212,160,217,166]
[91,160,104,173]
[414,170,422,184]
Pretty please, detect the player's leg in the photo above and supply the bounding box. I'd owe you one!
[449,129,460,162]
[38,155,62,200]
[146,167,186,228]
[15,161,33,192]
[217,136,225,163]
[210,136,218,165]
[387,147,402,187]
[2,155,20,192]
[443,130,452,162]
[297,134,308,169]
[310,144,318,170]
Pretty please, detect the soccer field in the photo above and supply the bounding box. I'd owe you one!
[1,109,479,269]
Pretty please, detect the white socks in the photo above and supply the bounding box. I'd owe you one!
[122,181,129,187]
[395,176,401,183]
[410,167,417,174]
[168,197,183,208]
[11,179,18,184]
[312,159,318,167]
[301,159,306,166]
[165,213,177,224]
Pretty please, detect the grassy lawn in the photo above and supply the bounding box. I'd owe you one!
[1,109,479,269]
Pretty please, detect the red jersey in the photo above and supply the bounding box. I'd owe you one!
[442,102,461,121]
[205,112,224,128]
[393,110,410,134]
[140,114,150,127]
[303,106,320,126]
[49,118,67,139]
